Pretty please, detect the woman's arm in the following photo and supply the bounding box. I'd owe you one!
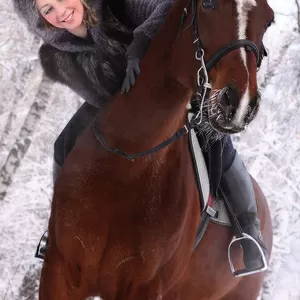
[121,0,174,93]
[124,0,175,40]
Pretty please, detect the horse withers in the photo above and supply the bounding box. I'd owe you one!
[39,0,274,299]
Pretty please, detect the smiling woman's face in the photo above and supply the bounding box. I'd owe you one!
[35,0,84,30]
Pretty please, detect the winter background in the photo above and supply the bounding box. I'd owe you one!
[0,0,299,299]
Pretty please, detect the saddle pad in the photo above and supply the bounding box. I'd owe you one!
[187,113,231,227]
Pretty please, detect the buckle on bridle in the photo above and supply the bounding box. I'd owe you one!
[180,125,189,135]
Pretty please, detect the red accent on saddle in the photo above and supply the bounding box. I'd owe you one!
[208,194,214,207]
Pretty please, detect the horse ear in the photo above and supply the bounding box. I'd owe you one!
[202,0,218,9]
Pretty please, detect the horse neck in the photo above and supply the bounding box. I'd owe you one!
[98,0,195,156]
[99,78,192,156]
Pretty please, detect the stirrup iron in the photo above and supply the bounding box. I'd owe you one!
[35,230,48,259]
[228,233,268,277]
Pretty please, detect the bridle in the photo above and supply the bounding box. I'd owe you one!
[200,0,267,71]
[188,0,267,122]
[93,0,267,161]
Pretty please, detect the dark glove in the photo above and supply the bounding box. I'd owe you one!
[121,32,151,94]
[121,56,141,94]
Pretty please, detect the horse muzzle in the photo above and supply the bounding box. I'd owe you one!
[209,85,260,134]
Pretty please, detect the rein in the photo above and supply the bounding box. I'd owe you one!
[93,0,266,161]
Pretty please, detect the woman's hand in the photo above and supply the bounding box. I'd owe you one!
[120,33,150,94]
[121,56,141,94]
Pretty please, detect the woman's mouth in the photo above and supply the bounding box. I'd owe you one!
[62,11,74,23]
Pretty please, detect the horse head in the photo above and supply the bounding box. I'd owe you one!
[170,0,274,134]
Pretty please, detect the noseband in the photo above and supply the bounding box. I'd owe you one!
[93,0,267,161]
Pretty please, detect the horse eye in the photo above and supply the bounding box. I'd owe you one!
[266,18,275,29]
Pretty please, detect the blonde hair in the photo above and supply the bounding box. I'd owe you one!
[81,0,97,26]
[37,0,98,28]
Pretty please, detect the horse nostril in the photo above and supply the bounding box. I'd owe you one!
[217,85,239,122]
[218,85,239,108]
[224,88,231,106]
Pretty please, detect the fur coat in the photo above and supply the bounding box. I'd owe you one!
[13,0,174,107]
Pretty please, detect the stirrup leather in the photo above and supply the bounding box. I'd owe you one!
[228,232,268,277]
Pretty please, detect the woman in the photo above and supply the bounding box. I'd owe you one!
[13,0,268,273]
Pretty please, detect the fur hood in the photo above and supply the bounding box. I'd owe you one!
[13,0,174,53]
[13,0,86,44]
[13,0,133,53]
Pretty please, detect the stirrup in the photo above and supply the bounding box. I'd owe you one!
[228,233,268,277]
[35,230,48,259]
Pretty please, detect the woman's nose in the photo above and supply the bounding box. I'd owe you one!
[56,4,67,20]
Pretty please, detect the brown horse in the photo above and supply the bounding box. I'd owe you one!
[39,0,274,299]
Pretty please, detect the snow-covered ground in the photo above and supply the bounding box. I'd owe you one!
[0,0,299,299]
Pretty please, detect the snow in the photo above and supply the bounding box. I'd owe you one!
[0,0,299,299]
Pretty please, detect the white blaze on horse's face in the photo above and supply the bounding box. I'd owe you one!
[233,0,257,127]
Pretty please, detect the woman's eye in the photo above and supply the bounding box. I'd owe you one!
[44,7,53,15]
